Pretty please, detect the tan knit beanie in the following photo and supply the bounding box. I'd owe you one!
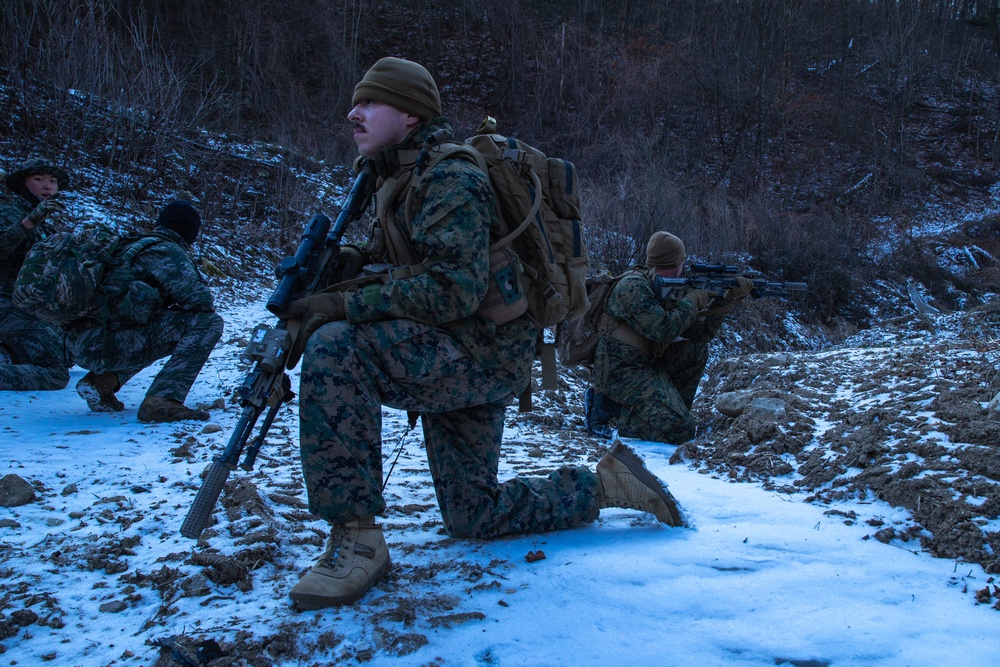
[646,231,686,269]
[352,57,441,120]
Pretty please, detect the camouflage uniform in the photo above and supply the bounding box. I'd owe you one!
[299,119,600,538]
[66,228,223,403]
[0,193,70,391]
[594,268,727,444]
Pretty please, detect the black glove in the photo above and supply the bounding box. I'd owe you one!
[724,277,755,302]
[282,292,347,368]
[25,197,66,227]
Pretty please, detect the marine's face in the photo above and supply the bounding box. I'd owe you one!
[655,265,684,279]
[348,99,419,158]
[23,173,59,200]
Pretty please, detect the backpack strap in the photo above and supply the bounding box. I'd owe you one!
[377,174,421,269]
[371,142,467,283]
[600,268,655,362]
[360,140,493,292]
[104,234,171,292]
[406,139,543,256]
[404,141,490,221]
[112,234,164,266]
[467,136,543,252]
[609,322,654,358]
[377,140,498,287]
[489,167,542,251]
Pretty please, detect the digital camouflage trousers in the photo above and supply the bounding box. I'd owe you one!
[0,297,70,391]
[298,318,601,538]
[608,339,709,444]
[68,310,223,402]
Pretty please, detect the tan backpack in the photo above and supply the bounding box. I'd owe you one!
[409,117,590,330]
[555,271,628,366]
[375,118,590,408]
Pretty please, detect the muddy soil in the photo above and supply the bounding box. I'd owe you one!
[676,309,1000,577]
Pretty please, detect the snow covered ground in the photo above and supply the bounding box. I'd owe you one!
[1,286,998,667]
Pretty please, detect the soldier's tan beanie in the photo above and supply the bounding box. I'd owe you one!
[646,231,686,269]
[352,57,442,120]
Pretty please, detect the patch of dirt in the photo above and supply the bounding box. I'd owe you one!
[678,311,1000,574]
[187,545,277,592]
[151,628,308,667]
[222,477,275,521]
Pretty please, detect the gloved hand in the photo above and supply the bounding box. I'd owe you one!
[284,291,346,322]
[281,292,347,368]
[25,197,66,227]
[683,289,713,311]
[724,276,755,302]
[335,244,366,282]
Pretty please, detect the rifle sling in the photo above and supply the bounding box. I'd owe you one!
[318,263,429,295]
[699,300,737,317]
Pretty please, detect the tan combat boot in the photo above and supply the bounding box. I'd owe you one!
[137,395,209,422]
[76,372,125,412]
[596,440,687,527]
[289,517,390,610]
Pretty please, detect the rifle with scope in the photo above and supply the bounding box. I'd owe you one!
[180,164,376,540]
[653,263,807,301]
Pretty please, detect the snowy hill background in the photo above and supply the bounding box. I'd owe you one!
[3,2,1000,663]
[2,86,1000,667]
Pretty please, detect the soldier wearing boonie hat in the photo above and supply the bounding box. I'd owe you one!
[0,156,72,391]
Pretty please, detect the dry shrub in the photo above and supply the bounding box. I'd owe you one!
[960,299,1000,343]
[580,170,867,323]
[884,235,989,311]
[744,207,874,324]
[715,297,816,355]
[582,167,699,274]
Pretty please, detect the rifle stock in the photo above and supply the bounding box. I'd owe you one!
[180,165,376,540]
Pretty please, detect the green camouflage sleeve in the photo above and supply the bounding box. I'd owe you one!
[679,307,727,342]
[606,272,700,343]
[344,158,492,325]
[131,240,215,312]
[0,202,33,262]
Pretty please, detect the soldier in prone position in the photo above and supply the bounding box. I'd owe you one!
[588,232,753,443]
[0,157,72,391]
[278,58,689,611]
[66,200,223,422]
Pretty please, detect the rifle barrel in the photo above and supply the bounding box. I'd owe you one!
[690,263,740,274]
[180,406,261,539]
[328,166,375,243]
[181,167,377,542]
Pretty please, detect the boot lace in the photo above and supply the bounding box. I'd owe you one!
[317,524,348,569]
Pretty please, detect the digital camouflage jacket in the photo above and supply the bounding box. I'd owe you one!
[595,267,726,380]
[342,119,537,396]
